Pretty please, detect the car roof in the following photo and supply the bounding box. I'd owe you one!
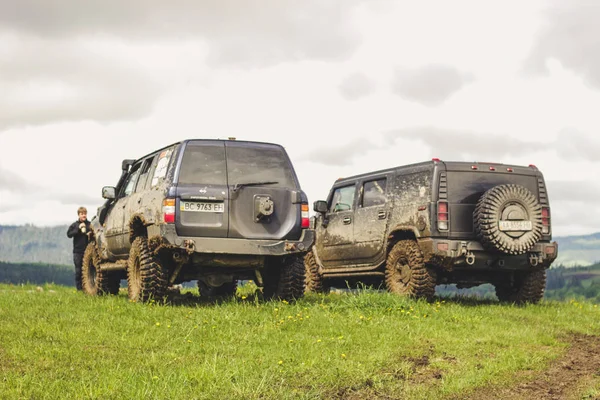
[133,138,286,163]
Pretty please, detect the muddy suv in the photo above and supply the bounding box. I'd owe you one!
[82,139,313,302]
[305,159,558,303]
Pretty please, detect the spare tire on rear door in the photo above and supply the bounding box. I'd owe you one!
[474,184,543,255]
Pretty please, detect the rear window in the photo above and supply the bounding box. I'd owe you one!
[226,145,296,189]
[178,144,227,185]
[446,172,538,204]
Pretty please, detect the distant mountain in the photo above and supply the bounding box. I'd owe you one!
[0,224,72,265]
[0,224,599,267]
[553,232,600,267]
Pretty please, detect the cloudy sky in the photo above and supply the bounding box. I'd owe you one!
[0,0,599,236]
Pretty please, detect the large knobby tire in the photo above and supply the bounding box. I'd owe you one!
[81,242,120,296]
[495,269,546,304]
[304,250,329,294]
[127,237,168,303]
[385,240,436,300]
[474,184,543,255]
[263,257,305,302]
[197,280,238,298]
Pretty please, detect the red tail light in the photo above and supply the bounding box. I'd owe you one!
[301,204,310,228]
[437,201,449,230]
[163,198,176,224]
[541,207,550,234]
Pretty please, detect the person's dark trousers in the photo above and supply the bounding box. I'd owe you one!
[73,252,84,290]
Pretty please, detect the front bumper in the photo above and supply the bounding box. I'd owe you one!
[419,238,558,270]
[147,224,314,256]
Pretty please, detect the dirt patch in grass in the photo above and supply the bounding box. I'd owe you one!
[464,333,600,400]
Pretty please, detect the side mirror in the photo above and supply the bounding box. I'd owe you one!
[313,200,328,214]
[102,186,116,200]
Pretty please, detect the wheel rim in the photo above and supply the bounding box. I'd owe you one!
[130,255,142,299]
[90,263,97,288]
[395,257,412,292]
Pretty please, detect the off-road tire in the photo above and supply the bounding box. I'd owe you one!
[385,240,436,300]
[494,269,546,304]
[197,280,238,298]
[127,237,168,303]
[263,257,305,302]
[474,184,543,255]
[81,242,120,296]
[304,250,329,294]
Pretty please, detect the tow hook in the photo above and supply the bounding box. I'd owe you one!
[465,251,476,265]
[529,253,540,267]
[183,239,196,255]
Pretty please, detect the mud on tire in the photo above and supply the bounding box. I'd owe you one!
[82,242,120,296]
[385,240,436,300]
[495,269,546,304]
[304,250,329,294]
[474,184,543,255]
[127,237,168,303]
[263,256,305,302]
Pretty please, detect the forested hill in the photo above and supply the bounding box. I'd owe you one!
[0,225,72,265]
[0,224,599,267]
[553,232,600,267]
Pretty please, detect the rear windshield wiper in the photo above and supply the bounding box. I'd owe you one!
[232,181,278,192]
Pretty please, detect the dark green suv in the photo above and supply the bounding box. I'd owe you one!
[305,159,557,304]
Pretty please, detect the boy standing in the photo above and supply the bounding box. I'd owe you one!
[66,207,91,290]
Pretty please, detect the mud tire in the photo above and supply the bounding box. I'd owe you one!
[82,242,120,296]
[495,269,546,304]
[385,240,436,300]
[304,250,329,294]
[474,184,543,255]
[197,280,238,298]
[263,257,305,302]
[127,237,168,303]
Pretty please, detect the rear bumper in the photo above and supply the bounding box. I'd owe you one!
[148,224,314,256]
[419,238,558,270]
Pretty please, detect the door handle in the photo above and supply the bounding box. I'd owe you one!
[378,210,387,220]
[343,217,352,225]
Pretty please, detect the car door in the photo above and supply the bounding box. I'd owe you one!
[174,141,230,238]
[352,176,390,264]
[105,162,142,258]
[123,155,157,253]
[316,184,357,268]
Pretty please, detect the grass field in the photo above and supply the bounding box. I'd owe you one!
[0,284,599,399]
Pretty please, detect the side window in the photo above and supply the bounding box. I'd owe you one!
[135,156,156,193]
[120,164,142,198]
[361,178,387,208]
[151,147,175,187]
[329,185,356,213]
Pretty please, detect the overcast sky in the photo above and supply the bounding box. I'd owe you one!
[0,0,599,236]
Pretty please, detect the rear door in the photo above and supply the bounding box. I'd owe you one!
[174,141,229,238]
[225,141,303,240]
[352,175,390,263]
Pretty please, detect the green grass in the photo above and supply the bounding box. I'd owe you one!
[0,284,599,399]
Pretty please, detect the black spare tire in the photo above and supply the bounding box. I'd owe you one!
[474,184,543,255]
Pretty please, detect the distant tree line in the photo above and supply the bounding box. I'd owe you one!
[0,262,74,287]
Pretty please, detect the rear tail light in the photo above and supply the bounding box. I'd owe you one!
[541,207,550,234]
[163,198,176,224]
[437,201,449,231]
[301,204,310,228]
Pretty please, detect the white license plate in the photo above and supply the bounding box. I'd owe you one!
[180,202,224,213]
[499,220,533,231]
